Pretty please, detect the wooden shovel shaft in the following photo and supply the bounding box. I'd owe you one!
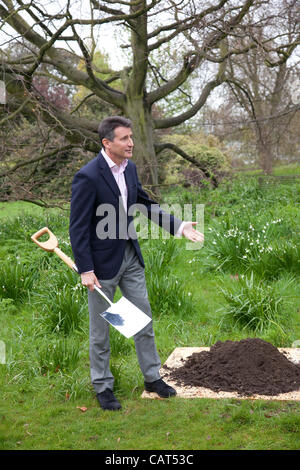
[53,247,77,271]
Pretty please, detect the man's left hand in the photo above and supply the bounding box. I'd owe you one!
[182,222,204,243]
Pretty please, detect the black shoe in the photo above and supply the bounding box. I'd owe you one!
[96,389,122,411]
[144,378,177,398]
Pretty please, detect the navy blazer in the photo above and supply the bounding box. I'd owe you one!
[69,151,182,279]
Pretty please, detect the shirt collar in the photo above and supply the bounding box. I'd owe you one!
[101,149,128,172]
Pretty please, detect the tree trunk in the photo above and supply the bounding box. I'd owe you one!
[124,96,158,185]
[257,132,273,175]
[260,146,273,175]
[124,0,158,186]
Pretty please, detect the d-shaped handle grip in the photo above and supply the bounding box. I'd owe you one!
[31,227,58,252]
[31,227,76,270]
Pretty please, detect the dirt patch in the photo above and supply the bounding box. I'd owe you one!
[163,338,300,397]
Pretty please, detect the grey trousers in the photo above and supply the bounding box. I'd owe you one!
[87,240,161,394]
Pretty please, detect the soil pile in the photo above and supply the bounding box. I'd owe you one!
[164,338,300,396]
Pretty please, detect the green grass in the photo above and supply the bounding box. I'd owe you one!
[272,163,300,175]
[235,162,300,176]
[1,391,300,450]
[1,171,300,450]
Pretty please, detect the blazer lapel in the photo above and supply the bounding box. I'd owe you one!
[124,163,136,210]
[97,151,121,200]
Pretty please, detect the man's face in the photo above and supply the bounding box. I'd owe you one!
[103,126,134,164]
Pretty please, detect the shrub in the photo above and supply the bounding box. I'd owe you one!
[146,273,194,317]
[54,370,91,401]
[144,238,180,276]
[33,283,87,335]
[204,212,300,280]
[219,272,293,333]
[0,262,37,301]
[0,213,69,242]
[160,133,230,186]
[144,239,193,317]
[109,327,134,357]
[36,337,80,374]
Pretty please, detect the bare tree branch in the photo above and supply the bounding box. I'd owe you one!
[155,141,218,187]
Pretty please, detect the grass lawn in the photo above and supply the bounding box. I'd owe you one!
[1,171,300,451]
[1,392,300,450]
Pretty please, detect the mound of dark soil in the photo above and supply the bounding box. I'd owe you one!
[164,338,300,396]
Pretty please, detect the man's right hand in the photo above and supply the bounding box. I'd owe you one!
[81,272,101,291]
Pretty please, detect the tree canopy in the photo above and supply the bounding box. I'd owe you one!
[0,0,299,200]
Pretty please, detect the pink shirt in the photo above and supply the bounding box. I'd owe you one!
[102,149,185,237]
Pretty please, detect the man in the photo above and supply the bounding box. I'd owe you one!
[69,116,204,411]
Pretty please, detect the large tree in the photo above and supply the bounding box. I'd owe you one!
[1,0,299,191]
[224,0,300,173]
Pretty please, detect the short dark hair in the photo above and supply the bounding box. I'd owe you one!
[98,116,132,148]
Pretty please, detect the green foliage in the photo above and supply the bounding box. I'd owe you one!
[205,218,300,279]
[144,238,194,317]
[109,328,134,357]
[219,272,293,333]
[33,283,87,335]
[0,117,89,201]
[1,171,300,450]
[36,337,81,374]
[0,297,18,315]
[159,132,231,186]
[0,262,37,302]
[0,210,69,242]
[203,202,300,280]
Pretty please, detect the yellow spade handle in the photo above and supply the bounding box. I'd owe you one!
[31,227,77,271]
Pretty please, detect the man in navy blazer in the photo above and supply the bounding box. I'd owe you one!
[69,116,204,410]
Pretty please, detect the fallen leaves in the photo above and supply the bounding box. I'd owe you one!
[76,406,88,412]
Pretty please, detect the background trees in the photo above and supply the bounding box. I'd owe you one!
[0,0,299,204]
